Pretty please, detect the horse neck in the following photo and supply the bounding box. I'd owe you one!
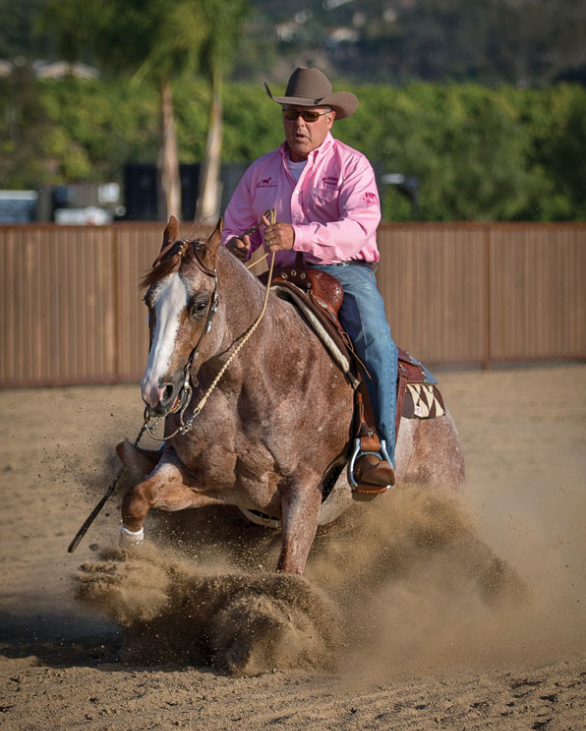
[214,247,272,353]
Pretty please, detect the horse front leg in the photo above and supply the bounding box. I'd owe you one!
[277,475,322,574]
[120,452,224,545]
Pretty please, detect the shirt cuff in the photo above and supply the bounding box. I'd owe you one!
[291,225,312,252]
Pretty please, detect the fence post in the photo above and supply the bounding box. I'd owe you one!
[112,225,121,382]
[482,224,491,370]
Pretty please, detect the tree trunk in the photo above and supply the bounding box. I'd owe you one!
[195,67,223,224]
[159,76,181,221]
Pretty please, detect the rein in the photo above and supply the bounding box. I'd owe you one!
[143,210,277,442]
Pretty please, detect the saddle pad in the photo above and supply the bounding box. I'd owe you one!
[271,283,361,388]
[402,383,446,420]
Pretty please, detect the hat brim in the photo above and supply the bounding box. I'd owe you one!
[264,83,358,120]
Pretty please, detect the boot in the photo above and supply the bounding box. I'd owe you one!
[353,453,395,494]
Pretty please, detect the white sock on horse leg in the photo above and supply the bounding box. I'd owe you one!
[119,524,145,545]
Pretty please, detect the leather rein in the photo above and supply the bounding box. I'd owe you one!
[143,210,276,441]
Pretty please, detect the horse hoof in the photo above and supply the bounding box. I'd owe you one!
[119,525,145,546]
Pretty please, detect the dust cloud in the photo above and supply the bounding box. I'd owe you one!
[64,366,585,679]
[74,479,583,678]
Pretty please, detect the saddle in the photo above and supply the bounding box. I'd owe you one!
[266,258,445,493]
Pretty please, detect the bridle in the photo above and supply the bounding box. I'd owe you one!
[175,241,219,400]
[143,238,219,440]
[143,210,277,442]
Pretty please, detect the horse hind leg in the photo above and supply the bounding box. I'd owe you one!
[120,452,225,546]
[396,413,465,491]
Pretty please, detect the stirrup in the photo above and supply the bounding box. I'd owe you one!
[348,438,394,491]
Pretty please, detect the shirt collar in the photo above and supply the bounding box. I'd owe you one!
[280,131,335,163]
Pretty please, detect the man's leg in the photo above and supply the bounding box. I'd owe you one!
[314,264,398,467]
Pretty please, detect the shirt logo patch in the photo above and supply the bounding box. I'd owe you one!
[364,192,378,205]
[257,177,277,188]
[322,175,338,187]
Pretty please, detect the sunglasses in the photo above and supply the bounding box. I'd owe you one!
[283,109,331,123]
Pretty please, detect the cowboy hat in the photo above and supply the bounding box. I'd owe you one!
[264,67,358,120]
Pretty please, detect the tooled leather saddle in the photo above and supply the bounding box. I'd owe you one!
[263,256,446,462]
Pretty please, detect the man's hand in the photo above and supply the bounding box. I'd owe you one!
[226,234,252,260]
[262,214,295,251]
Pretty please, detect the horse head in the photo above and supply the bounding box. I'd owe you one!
[140,216,222,415]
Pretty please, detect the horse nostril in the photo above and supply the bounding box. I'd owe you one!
[162,384,175,404]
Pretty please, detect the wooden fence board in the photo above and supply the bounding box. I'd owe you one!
[488,226,586,361]
[376,225,488,364]
[0,222,584,387]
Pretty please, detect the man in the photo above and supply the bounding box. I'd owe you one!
[222,66,398,489]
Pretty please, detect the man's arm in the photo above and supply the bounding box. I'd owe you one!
[291,155,381,262]
[222,170,263,260]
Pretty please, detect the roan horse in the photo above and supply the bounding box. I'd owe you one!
[117,217,465,574]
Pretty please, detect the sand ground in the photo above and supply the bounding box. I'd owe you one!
[1,365,585,730]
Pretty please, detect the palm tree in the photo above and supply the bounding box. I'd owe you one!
[194,0,249,224]
[42,0,205,220]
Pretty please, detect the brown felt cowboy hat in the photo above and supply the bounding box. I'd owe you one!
[264,67,358,120]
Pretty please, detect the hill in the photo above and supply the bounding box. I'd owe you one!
[1,0,586,87]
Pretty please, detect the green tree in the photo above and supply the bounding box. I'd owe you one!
[334,83,537,221]
[41,0,205,220]
[194,0,250,223]
[0,0,54,61]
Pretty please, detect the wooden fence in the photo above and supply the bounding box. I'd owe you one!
[1,222,584,388]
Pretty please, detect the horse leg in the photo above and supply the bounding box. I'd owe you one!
[396,413,465,491]
[277,475,323,574]
[120,453,225,544]
[116,439,162,477]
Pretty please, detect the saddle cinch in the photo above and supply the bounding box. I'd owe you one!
[264,257,446,498]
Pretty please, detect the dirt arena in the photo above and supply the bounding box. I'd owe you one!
[1,365,585,730]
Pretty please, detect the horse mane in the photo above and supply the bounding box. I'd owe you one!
[141,240,194,290]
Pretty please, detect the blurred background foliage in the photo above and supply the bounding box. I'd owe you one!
[5,0,586,88]
[2,76,584,221]
[1,0,585,221]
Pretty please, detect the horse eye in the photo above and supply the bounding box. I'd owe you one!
[190,297,209,318]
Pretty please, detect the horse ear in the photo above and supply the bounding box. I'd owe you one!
[201,218,223,269]
[162,215,180,250]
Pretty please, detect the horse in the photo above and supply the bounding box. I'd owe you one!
[117,217,465,575]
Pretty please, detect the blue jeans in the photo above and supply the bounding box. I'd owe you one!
[312,263,398,465]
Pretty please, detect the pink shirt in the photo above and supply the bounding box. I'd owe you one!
[222,132,382,266]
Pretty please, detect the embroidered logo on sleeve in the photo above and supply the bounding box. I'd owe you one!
[363,192,378,205]
[257,177,277,188]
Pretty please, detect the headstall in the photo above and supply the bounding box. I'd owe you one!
[143,210,277,442]
[143,239,219,440]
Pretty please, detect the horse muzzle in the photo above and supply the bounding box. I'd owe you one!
[141,375,187,416]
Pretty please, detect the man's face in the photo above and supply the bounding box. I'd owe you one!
[282,105,335,161]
